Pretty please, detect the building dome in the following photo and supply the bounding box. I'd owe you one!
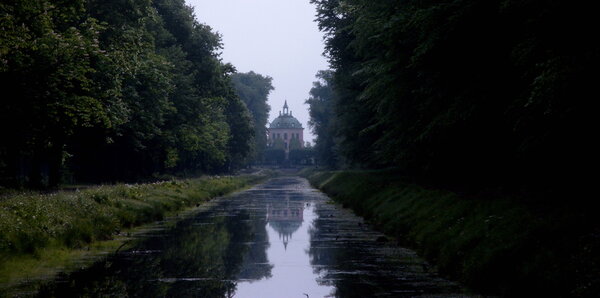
[270,114,303,129]
[269,100,303,129]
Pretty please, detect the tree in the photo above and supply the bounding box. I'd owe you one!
[0,0,257,187]
[306,70,339,168]
[231,72,274,163]
[1,0,116,187]
[224,91,255,171]
[263,148,285,165]
[311,0,598,194]
[289,148,315,165]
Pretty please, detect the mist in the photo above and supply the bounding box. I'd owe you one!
[189,0,328,143]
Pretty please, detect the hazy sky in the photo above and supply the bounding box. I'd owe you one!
[186,0,329,143]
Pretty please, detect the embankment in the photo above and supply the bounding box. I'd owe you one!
[302,169,598,297]
[0,172,271,293]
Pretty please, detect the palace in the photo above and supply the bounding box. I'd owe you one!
[267,101,304,159]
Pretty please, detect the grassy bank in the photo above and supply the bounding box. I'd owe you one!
[301,169,598,297]
[0,172,271,292]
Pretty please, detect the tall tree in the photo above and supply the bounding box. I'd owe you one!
[1,0,257,186]
[306,70,338,168]
[311,0,597,193]
[1,0,116,187]
[231,71,274,163]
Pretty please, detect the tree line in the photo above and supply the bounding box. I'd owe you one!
[307,0,597,196]
[0,0,271,188]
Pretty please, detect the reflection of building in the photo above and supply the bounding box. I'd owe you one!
[267,101,304,160]
[267,196,304,250]
[267,206,303,221]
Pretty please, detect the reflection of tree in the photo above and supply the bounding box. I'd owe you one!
[307,206,460,297]
[236,218,273,281]
[307,219,347,295]
[38,208,272,297]
[307,212,405,297]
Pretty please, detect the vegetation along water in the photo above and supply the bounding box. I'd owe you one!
[1,0,598,296]
[0,172,271,295]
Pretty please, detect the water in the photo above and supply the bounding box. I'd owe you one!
[37,177,465,297]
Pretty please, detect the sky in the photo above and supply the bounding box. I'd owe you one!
[186,0,329,143]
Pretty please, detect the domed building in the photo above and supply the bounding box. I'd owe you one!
[268,101,304,159]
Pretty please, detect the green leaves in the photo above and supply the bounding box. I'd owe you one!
[1,0,257,186]
[306,70,339,168]
[312,0,597,192]
[231,72,274,163]
[1,0,110,149]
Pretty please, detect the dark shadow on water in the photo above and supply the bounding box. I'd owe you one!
[307,203,462,297]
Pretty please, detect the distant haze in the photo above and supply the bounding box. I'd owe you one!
[187,0,329,143]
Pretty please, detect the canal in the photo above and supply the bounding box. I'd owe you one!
[37,177,465,297]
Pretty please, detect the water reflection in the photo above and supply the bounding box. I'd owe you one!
[38,207,271,297]
[37,177,464,297]
[306,201,461,297]
[267,193,304,250]
[236,196,335,298]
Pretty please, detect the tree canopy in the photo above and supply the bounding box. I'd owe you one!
[305,70,338,168]
[231,71,274,164]
[0,0,263,187]
[310,0,597,195]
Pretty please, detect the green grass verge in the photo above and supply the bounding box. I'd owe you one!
[302,168,599,297]
[0,172,271,292]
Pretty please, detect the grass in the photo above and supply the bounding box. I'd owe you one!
[0,238,126,294]
[301,168,599,297]
[0,172,271,293]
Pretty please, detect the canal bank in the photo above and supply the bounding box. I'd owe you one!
[0,171,272,295]
[301,169,599,297]
[33,176,466,297]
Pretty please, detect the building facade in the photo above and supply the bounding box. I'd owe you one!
[267,101,304,159]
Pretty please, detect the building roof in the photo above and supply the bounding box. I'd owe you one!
[270,114,303,129]
[269,101,303,129]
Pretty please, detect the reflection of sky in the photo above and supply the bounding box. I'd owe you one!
[234,203,335,298]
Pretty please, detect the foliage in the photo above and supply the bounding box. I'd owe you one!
[288,148,315,165]
[224,91,255,170]
[305,70,338,168]
[305,169,599,296]
[0,174,267,261]
[0,0,261,187]
[310,0,598,195]
[0,0,115,187]
[34,198,271,297]
[231,72,274,163]
[263,148,285,165]
[288,137,302,151]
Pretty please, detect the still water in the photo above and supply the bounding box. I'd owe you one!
[38,177,465,297]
